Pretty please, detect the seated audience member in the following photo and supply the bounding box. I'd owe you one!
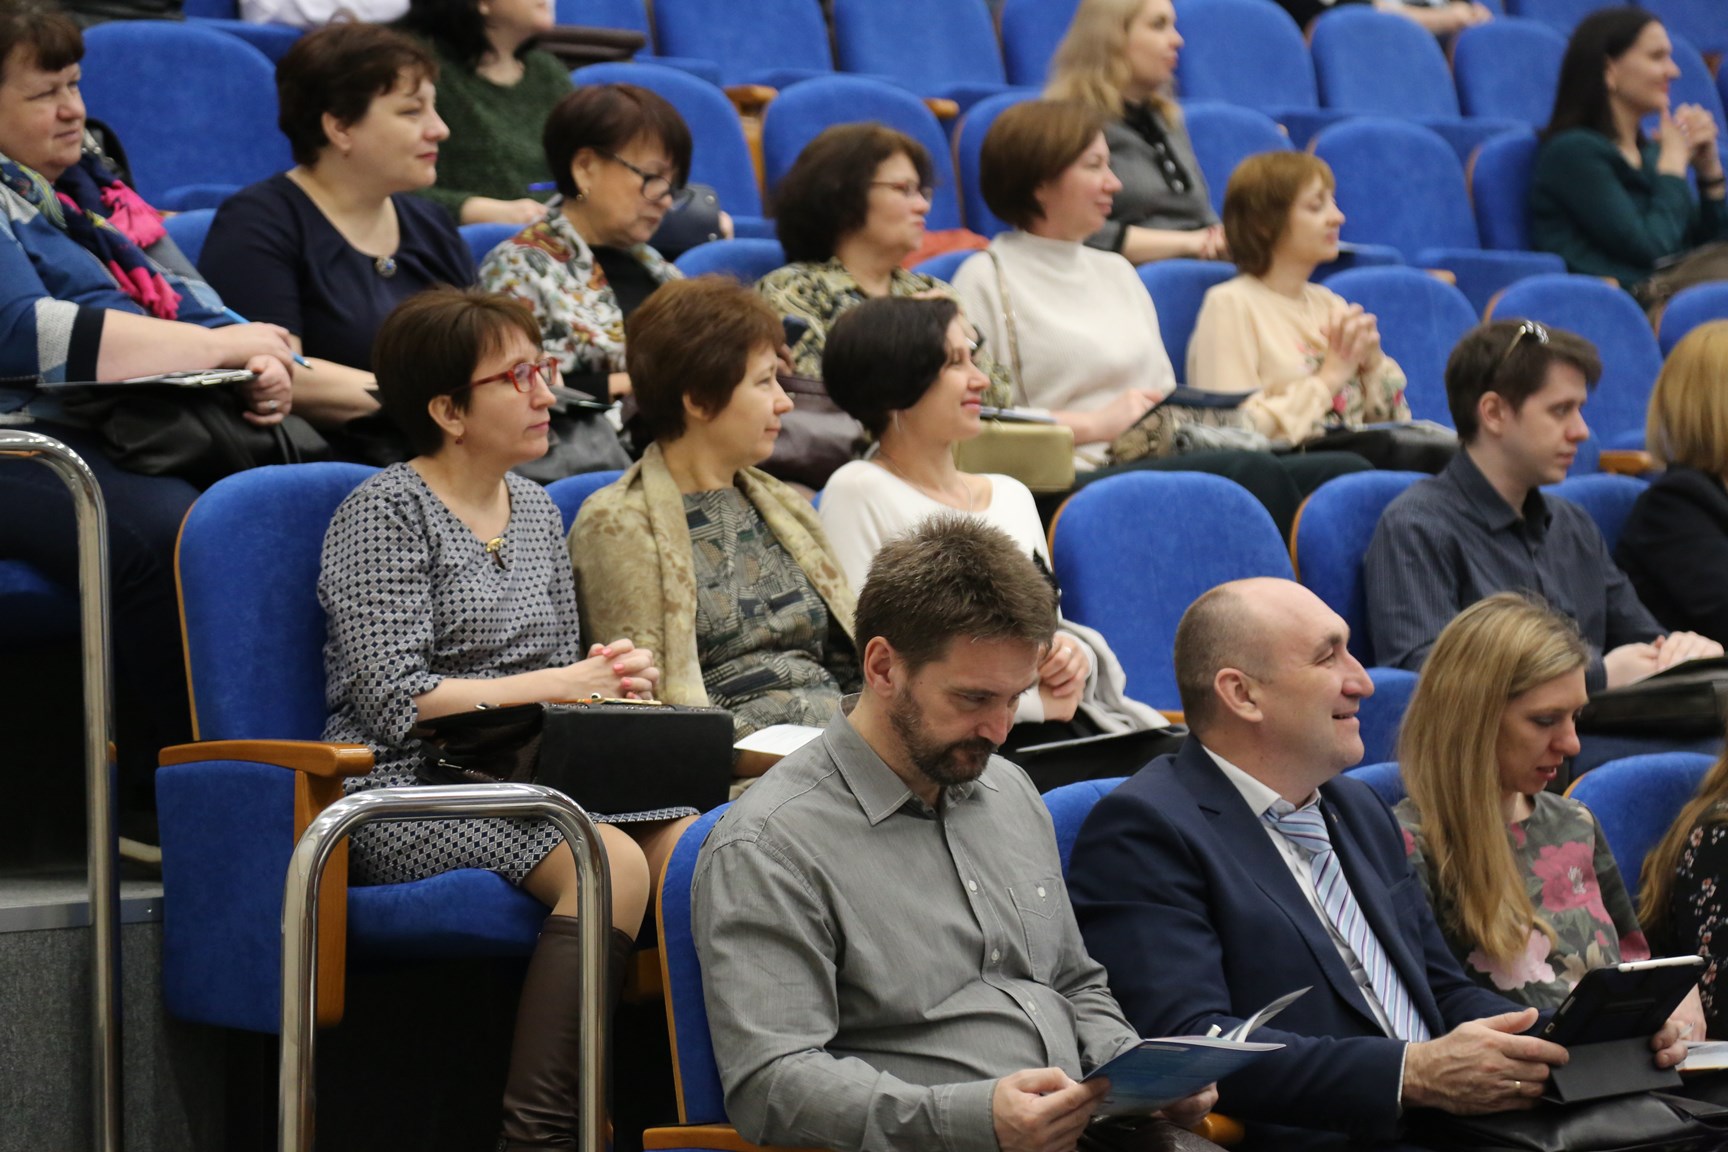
[818,296,1168,762]
[1640,745,1728,1037]
[1616,320,1728,644]
[1530,6,1725,296]
[570,277,859,763]
[1043,0,1226,264]
[1187,152,1411,445]
[1068,577,1690,1152]
[1274,0,1490,36]
[202,23,475,445]
[397,0,570,226]
[694,515,1221,1152]
[1396,592,1704,1030]
[479,83,685,400]
[318,286,690,1149]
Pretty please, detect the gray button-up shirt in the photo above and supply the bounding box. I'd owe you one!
[693,712,1139,1152]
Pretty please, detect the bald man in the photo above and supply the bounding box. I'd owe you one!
[1066,579,1688,1152]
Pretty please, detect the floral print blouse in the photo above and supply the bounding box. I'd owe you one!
[1665,808,1728,1036]
[1395,791,1650,1009]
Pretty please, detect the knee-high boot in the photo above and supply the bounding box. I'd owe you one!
[498,916,634,1150]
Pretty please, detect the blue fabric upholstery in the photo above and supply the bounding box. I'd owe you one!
[658,805,732,1124]
[1659,35,1726,140]
[1292,470,1425,664]
[0,559,76,642]
[1359,669,1416,767]
[546,469,625,533]
[1173,0,1345,147]
[653,0,832,89]
[1489,274,1664,475]
[1470,130,1541,252]
[1000,0,1081,87]
[460,222,519,271]
[1566,752,1716,891]
[761,76,962,231]
[1323,267,1476,425]
[674,238,787,282]
[192,16,303,63]
[1342,761,1405,808]
[1649,0,1728,56]
[911,249,975,283]
[1503,0,1597,38]
[832,0,1015,112]
[571,62,766,219]
[1452,19,1566,128]
[161,208,215,270]
[1136,259,1236,383]
[1658,282,1728,357]
[1542,473,1648,555]
[79,22,292,205]
[1043,777,1126,875]
[956,90,1038,237]
[1182,100,1290,219]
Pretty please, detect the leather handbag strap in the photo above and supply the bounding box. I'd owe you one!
[986,247,1030,406]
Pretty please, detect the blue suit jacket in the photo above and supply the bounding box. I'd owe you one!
[1069,740,1520,1148]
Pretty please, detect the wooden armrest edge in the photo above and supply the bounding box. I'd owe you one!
[160,739,374,778]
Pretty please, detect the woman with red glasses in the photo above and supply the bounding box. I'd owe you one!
[317,285,690,1150]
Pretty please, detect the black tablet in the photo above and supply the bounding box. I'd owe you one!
[1541,955,1703,1048]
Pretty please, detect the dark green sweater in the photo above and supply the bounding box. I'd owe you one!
[1530,127,1728,287]
[418,42,573,222]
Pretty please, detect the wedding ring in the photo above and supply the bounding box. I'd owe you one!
[262,400,280,412]
[1513,1080,1522,1091]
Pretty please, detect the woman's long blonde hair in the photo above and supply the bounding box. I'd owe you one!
[1639,743,1728,949]
[1647,320,1728,476]
[1397,593,1589,965]
[1044,0,1178,122]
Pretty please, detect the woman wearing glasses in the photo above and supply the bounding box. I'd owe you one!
[480,83,687,403]
[319,286,688,1150]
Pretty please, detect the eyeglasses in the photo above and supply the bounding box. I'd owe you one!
[462,357,560,394]
[1501,319,1549,364]
[599,151,680,202]
[870,179,934,202]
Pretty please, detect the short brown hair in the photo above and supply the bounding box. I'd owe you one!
[276,23,438,168]
[1222,151,1334,277]
[1444,320,1601,443]
[0,0,80,86]
[771,123,934,264]
[1648,320,1728,474]
[373,287,541,456]
[854,515,1058,673]
[542,83,693,200]
[625,276,784,442]
[979,99,1107,231]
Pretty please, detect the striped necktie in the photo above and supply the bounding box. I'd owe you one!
[1262,798,1431,1043]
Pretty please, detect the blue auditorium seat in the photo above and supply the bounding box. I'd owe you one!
[675,238,788,282]
[561,0,722,84]
[1044,778,1127,874]
[1648,0,1727,56]
[1504,0,1599,38]
[545,470,625,532]
[1182,100,1291,219]
[955,90,1038,237]
[1000,0,1082,88]
[1136,259,1236,382]
[1659,34,1727,140]
[1658,282,1728,357]
[1292,470,1426,664]
[1452,18,1566,130]
[1174,0,1345,147]
[459,222,519,270]
[1566,752,1716,889]
[654,0,834,90]
[832,0,1020,112]
[1544,473,1648,554]
[1469,130,1542,252]
[180,0,303,62]
[911,249,976,283]
[162,208,217,270]
[1323,266,1476,426]
[1343,761,1405,808]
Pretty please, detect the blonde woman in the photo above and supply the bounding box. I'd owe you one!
[1615,321,1728,645]
[1045,0,1226,263]
[1640,745,1728,1036]
[1396,593,1703,1027]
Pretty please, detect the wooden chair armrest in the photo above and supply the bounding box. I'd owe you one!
[923,96,960,120]
[1598,449,1656,476]
[1422,267,1458,286]
[1160,710,1185,725]
[1194,1113,1245,1145]
[642,1125,823,1152]
[159,739,373,778]
[725,84,777,118]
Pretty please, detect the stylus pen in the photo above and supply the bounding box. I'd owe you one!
[221,307,312,368]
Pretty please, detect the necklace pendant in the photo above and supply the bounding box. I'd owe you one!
[374,255,398,278]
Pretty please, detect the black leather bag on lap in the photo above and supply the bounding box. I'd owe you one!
[1406,1074,1728,1152]
[1578,656,1728,738]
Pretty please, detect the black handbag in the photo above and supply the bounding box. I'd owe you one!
[1406,1077,1728,1152]
[512,387,632,484]
[758,373,864,490]
[1289,421,1458,473]
[411,698,734,817]
[1578,656,1728,738]
[646,183,725,260]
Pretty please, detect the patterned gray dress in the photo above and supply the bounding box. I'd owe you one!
[319,463,692,887]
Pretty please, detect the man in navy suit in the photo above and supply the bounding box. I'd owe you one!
[1068,577,1688,1151]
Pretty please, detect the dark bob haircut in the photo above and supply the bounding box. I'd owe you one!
[396,0,493,69]
[980,99,1107,232]
[1545,6,1661,140]
[771,123,934,264]
[626,276,785,443]
[373,286,542,456]
[0,0,82,85]
[276,23,439,168]
[1444,319,1602,444]
[823,296,961,438]
[543,83,693,200]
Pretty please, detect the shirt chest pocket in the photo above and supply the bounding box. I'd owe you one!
[1009,875,1066,983]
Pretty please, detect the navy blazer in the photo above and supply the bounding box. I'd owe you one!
[1069,740,1519,1148]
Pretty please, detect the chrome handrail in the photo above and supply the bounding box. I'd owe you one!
[279,783,611,1152]
[0,429,120,1152]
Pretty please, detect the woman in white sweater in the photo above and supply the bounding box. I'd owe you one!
[950,99,1368,538]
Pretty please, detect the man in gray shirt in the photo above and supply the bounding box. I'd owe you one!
[693,516,1219,1152]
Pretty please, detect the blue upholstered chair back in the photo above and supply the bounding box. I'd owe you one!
[1052,472,1292,711]
[1312,118,1479,261]
[1310,7,1460,120]
[653,0,831,88]
[571,62,765,217]
[956,90,1038,237]
[1566,752,1716,891]
[546,470,625,533]
[1452,19,1565,128]
[80,22,291,205]
[1000,0,1081,87]
[1137,259,1237,382]
[1543,473,1648,555]
[1174,0,1318,116]
[1323,267,1475,426]
[1658,282,1728,357]
[1503,0,1598,38]
[1342,761,1406,808]
[1661,35,1726,139]
[1043,777,1127,875]
[658,805,733,1124]
[1291,470,1425,666]
[832,0,1009,107]
[1183,100,1290,219]
[1649,0,1728,56]
[461,221,519,271]
[675,238,788,282]
[762,76,963,232]
[568,0,650,35]
[912,249,977,283]
[1470,130,1541,252]
[1489,274,1663,475]
[162,208,216,270]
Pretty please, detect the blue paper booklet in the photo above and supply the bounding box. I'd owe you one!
[1084,986,1309,1117]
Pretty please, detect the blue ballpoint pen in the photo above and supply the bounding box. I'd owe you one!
[221,306,311,368]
